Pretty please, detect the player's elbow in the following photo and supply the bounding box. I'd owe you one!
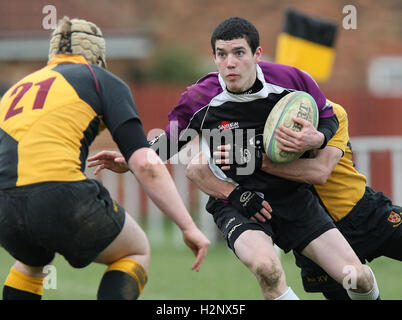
[129,148,163,180]
[137,160,160,180]
[309,175,327,186]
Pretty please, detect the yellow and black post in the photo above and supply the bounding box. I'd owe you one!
[275,8,338,82]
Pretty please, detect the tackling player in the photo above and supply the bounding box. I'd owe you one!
[259,102,402,299]
[88,17,380,299]
[0,17,210,300]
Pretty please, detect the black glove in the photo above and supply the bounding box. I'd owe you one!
[227,185,265,218]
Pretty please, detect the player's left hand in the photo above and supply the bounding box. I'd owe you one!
[227,185,272,222]
[274,117,324,153]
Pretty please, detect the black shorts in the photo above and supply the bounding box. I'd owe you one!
[206,184,336,254]
[0,179,125,268]
[295,186,402,293]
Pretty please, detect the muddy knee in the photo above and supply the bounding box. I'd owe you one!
[253,260,284,289]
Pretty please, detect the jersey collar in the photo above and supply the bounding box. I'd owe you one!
[48,54,89,66]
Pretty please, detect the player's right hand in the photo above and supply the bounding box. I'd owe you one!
[227,185,272,222]
[87,150,129,175]
[181,224,210,272]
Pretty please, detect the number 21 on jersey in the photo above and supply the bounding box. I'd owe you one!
[3,76,56,121]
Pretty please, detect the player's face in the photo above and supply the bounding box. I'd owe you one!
[213,38,262,93]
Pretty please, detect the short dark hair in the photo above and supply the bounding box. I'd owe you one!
[211,17,260,54]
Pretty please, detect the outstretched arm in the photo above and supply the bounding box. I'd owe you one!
[87,149,210,271]
[128,147,210,271]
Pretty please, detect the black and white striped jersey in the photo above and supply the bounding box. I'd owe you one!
[151,61,337,194]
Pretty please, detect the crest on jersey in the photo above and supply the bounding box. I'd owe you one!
[387,211,402,227]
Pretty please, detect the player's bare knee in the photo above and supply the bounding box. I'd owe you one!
[251,258,284,289]
[127,233,151,272]
[139,238,151,272]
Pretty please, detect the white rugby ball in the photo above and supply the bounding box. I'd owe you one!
[263,91,319,164]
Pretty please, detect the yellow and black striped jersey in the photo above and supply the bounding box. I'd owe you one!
[0,54,146,188]
[314,102,367,221]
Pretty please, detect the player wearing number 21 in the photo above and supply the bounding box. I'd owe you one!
[0,16,209,300]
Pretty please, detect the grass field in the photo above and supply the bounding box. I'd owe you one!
[0,239,400,300]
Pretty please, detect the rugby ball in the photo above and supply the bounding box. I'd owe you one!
[263,91,319,164]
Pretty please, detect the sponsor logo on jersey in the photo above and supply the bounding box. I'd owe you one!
[218,121,239,131]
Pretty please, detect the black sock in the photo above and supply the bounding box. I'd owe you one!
[2,267,43,300]
[97,259,147,300]
[3,285,42,300]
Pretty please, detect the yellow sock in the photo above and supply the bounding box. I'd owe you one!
[4,267,44,298]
